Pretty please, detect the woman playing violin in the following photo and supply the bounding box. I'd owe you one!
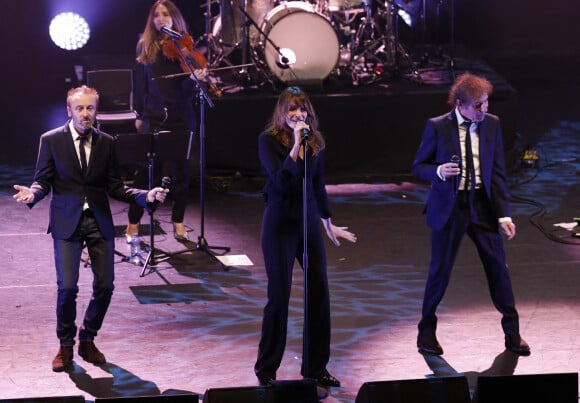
[126,0,206,242]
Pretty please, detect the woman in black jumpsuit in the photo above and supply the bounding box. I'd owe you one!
[254,87,357,388]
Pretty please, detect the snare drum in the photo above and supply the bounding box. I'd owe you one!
[259,1,339,83]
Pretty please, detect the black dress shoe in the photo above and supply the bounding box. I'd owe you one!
[256,372,275,386]
[417,334,444,355]
[315,370,341,387]
[505,334,531,356]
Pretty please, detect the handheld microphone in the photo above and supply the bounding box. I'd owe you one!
[301,128,310,140]
[450,155,460,195]
[160,26,183,39]
[161,176,171,190]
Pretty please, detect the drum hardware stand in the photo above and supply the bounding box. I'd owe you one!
[417,0,456,75]
[147,36,231,273]
[354,0,421,83]
[238,0,253,82]
[201,0,216,66]
[346,0,397,83]
[238,5,300,85]
[207,0,246,70]
[447,0,456,73]
[346,3,383,83]
[388,0,424,83]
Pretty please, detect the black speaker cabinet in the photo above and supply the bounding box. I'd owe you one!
[203,379,318,403]
[355,376,471,403]
[0,397,85,403]
[476,372,578,403]
[96,394,199,402]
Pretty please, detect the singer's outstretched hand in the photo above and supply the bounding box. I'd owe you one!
[13,185,34,203]
[321,218,357,246]
[147,187,169,203]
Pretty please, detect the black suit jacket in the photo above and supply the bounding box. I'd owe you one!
[411,111,511,231]
[28,122,150,240]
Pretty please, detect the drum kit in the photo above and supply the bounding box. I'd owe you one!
[202,0,417,90]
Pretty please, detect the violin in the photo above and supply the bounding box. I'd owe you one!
[160,33,222,97]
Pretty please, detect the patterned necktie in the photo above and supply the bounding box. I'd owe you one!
[78,136,88,175]
[462,121,477,216]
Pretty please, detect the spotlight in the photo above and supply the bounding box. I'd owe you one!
[49,12,90,50]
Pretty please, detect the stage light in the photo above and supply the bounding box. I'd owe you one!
[49,12,90,50]
[394,0,419,27]
[398,9,413,26]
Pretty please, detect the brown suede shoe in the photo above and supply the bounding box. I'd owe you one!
[52,346,73,372]
[78,341,106,365]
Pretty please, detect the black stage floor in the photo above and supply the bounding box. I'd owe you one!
[1,52,579,402]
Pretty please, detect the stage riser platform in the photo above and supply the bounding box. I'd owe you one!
[203,86,517,177]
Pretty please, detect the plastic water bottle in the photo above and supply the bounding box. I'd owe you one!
[130,234,142,265]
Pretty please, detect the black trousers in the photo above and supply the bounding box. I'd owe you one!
[255,205,331,379]
[53,210,115,346]
[418,191,520,337]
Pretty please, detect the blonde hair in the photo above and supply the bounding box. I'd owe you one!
[67,85,99,107]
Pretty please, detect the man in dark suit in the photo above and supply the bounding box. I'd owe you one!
[13,86,168,372]
[411,73,530,357]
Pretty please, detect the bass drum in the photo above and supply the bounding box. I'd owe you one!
[258,1,339,83]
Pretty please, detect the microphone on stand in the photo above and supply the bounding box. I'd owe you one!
[301,128,310,140]
[160,26,183,39]
[276,48,296,69]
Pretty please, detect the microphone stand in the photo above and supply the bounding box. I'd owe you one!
[301,132,310,380]
[165,36,231,271]
[140,140,160,276]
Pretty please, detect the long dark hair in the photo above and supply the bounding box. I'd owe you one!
[265,86,325,155]
[137,0,189,65]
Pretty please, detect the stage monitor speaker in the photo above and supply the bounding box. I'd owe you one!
[96,394,198,402]
[0,397,84,403]
[203,379,318,403]
[476,372,578,403]
[355,376,470,403]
